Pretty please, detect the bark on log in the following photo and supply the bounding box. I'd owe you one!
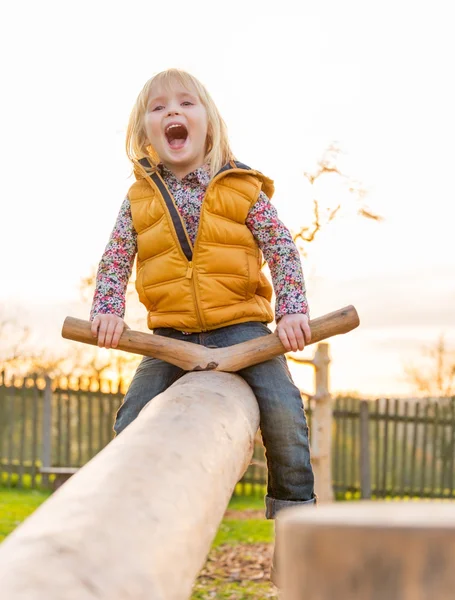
[62,305,359,372]
[0,372,260,600]
[278,502,455,600]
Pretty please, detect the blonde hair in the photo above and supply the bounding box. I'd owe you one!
[126,69,234,179]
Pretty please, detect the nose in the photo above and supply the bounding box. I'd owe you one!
[166,104,181,117]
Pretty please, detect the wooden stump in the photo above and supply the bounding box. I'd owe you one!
[278,501,455,600]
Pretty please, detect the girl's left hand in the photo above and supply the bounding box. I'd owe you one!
[276,313,311,352]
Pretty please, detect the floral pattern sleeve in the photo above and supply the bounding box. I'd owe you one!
[246,191,309,321]
[90,197,137,320]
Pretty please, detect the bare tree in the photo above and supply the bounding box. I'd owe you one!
[48,345,140,392]
[294,141,382,255]
[24,354,67,379]
[404,334,455,398]
[0,316,32,374]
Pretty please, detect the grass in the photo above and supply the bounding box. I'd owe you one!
[214,519,273,546]
[0,488,51,541]
[192,580,277,599]
[226,493,266,511]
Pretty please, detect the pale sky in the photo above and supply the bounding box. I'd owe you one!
[1,0,454,397]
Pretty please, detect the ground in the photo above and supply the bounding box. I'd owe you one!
[0,489,278,599]
[194,543,276,599]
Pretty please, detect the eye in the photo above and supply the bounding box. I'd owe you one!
[181,101,193,107]
[152,105,164,111]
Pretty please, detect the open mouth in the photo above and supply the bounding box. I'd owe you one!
[165,123,188,149]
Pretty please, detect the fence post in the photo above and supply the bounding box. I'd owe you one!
[41,376,52,488]
[359,400,371,499]
[312,343,333,503]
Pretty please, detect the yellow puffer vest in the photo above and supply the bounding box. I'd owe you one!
[129,159,275,332]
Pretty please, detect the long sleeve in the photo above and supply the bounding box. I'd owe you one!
[90,197,137,320]
[246,191,309,321]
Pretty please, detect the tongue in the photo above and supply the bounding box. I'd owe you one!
[169,138,186,149]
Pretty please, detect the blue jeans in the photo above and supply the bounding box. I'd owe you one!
[114,321,316,518]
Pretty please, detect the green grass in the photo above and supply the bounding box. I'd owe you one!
[0,488,51,541]
[1,472,42,488]
[214,520,273,546]
[192,580,277,599]
[226,494,266,511]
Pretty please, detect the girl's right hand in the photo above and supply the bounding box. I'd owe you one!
[91,314,129,349]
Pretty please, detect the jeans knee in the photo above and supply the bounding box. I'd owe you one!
[262,402,309,439]
[113,402,133,435]
[113,392,150,435]
[261,407,311,473]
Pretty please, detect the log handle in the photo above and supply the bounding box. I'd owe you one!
[62,305,359,372]
[61,317,209,372]
[215,305,360,371]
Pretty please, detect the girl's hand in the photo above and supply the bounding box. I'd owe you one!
[276,313,311,352]
[91,314,129,349]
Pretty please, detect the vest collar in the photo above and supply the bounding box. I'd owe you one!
[134,158,274,200]
[158,163,210,187]
[135,158,251,180]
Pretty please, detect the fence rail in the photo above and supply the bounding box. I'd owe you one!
[0,375,122,489]
[1,374,454,500]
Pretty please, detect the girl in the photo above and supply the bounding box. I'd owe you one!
[90,69,316,526]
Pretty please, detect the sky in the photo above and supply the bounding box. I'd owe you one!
[0,0,454,397]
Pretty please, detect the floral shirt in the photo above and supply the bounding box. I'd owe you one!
[90,164,309,323]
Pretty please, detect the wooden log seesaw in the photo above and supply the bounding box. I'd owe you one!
[0,305,360,600]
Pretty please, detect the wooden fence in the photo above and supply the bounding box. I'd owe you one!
[1,372,455,500]
[332,396,455,500]
[0,374,122,489]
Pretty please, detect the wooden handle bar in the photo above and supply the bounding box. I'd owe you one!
[61,305,359,372]
[214,305,359,372]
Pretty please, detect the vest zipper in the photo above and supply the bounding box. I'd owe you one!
[145,171,206,331]
[185,260,206,331]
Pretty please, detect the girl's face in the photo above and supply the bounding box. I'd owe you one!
[144,80,209,179]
